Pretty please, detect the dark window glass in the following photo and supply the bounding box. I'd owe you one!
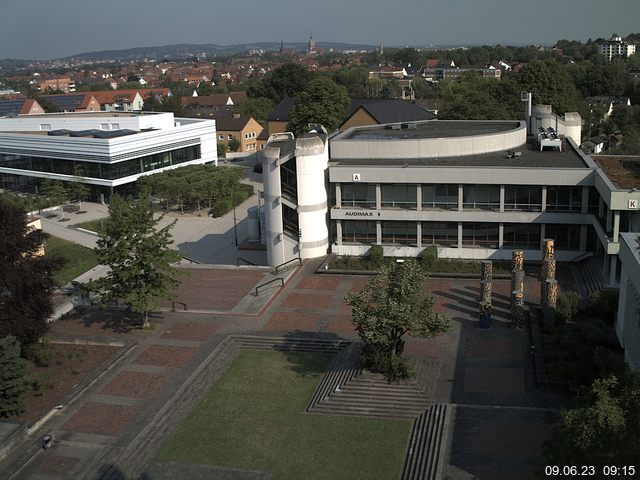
[381,184,417,209]
[463,185,499,211]
[546,186,582,212]
[462,223,499,248]
[422,184,458,209]
[504,186,542,211]
[341,183,376,208]
[342,220,377,244]
[545,224,580,250]
[381,221,417,245]
[503,223,541,249]
[421,222,458,247]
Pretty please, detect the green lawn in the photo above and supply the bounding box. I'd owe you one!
[75,218,107,235]
[157,350,412,480]
[45,235,99,285]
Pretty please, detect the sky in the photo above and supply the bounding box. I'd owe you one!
[1,0,639,60]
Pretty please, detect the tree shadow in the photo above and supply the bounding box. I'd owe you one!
[280,330,353,378]
[59,307,160,334]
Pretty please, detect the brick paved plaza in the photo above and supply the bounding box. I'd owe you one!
[2,260,571,480]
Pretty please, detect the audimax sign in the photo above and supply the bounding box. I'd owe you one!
[343,211,381,217]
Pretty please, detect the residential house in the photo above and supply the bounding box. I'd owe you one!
[39,77,75,94]
[216,115,263,154]
[0,98,45,117]
[41,93,101,112]
[83,91,145,112]
[599,34,636,61]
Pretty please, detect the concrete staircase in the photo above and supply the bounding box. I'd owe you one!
[573,257,608,299]
[400,404,450,480]
[233,334,349,353]
[307,344,439,419]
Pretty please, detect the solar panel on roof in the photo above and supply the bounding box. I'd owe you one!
[43,94,85,110]
[0,99,25,116]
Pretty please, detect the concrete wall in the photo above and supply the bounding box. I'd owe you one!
[0,112,176,132]
[616,233,640,367]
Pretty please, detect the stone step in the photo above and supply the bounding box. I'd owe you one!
[401,404,449,480]
[309,404,423,419]
[333,385,430,400]
[322,394,430,409]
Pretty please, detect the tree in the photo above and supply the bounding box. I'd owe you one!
[41,179,70,220]
[227,137,241,152]
[93,194,182,328]
[217,142,228,159]
[345,260,451,380]
[543,371,640,468]
[287,77,350,135]
[247,64,313,103]
[332,67,369,98]
[69,165,90,211]
[0,336,26,418]
[0,199,61,346]
[233,97,274,126]
[516,60,581,113]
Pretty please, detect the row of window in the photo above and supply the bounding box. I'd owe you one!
[340,221,581,250]
[340,183,591,213]
[0,145,201,180]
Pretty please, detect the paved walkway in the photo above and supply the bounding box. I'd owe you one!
[1,258,572,480]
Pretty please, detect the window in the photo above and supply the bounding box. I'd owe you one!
[504,186,542,211]
[39,124,51,131]
[381,221,417,245]
[503,223,541,249]
[342,220,377,244]
[422,222,458,247]
[100,123,109,130]
[546,186,582,212]
[422,184,457,209]
[545,224,580,250]
[462,223,499,248]
[341,183,376,208]
[227,134,233,140]
[111,123,120,130]
[381,184,417,209]
[219,134,224,140]
[463,185,499,211]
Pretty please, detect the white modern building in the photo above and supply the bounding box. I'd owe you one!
[0,111,217,198]
[599,34,636,61]
[262,106,640,292]
[616,232,640,368]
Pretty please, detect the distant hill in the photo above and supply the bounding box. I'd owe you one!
[56,42,379,62]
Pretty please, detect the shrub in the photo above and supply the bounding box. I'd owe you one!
[419,245,438,270]
[209,199,233,218]
[554,292,581,323]
[63,204,80,213]
[361,344,414,382]
[369,244,384,268]
[586,291,618,324]
[0,336,27,417]
[231,191,246,206]
[23,343,52,367]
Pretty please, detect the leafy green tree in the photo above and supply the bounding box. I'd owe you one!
[234,97,273,126]
[217,142,228,159]
[516,60,581,113]
[93,194,181,328]
[41,180,70,219]
[0,336,26,418]
[287,77,350,134]
[543,371,640,468]
[0,200,61,346]
[345,260,451,380]
[227,137,241,152]
[247,64,313,103]
[332,67,369,98]
[379,80,400,99]
[70,165,90,210]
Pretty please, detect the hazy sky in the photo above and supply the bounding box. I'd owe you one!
[1,0,639,59]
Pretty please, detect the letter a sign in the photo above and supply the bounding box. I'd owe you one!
[352,173,361,182]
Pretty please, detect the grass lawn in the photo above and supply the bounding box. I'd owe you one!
[45,235,99,285]
[75,218,107,235]
[157,350,412,480]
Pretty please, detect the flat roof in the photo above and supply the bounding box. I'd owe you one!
[593,155,640,189]
[344,120,520,140]
[330,138,589,169]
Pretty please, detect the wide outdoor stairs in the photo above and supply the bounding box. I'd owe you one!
[307,344,439,419]
[573,257,608,299]
[401,404,450,480]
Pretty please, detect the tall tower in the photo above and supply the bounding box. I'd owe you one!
[279,40,284,54]
[308,32,316,54]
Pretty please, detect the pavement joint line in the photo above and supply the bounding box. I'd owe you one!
[447,402,562,413]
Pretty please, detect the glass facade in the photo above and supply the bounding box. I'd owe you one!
[422,184,457,209]
[545,224,581,250]
[462,223,499,248]
[342,220,376,244]
[422,222,458,247]
[503,223,541,249]
[283,204,299,239]
[504,186,542,211]
[280,158,297,201]
[381,221,417,245]
[381,184,417,209]
[0,145,200,181]
[546,186,582,212]
[341,183,376,208]
[463,185,500,211]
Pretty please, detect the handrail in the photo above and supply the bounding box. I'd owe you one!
[255,277,284,296]
[237,257,256,266]
[182,256,201,264]
[274,257,301,275]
